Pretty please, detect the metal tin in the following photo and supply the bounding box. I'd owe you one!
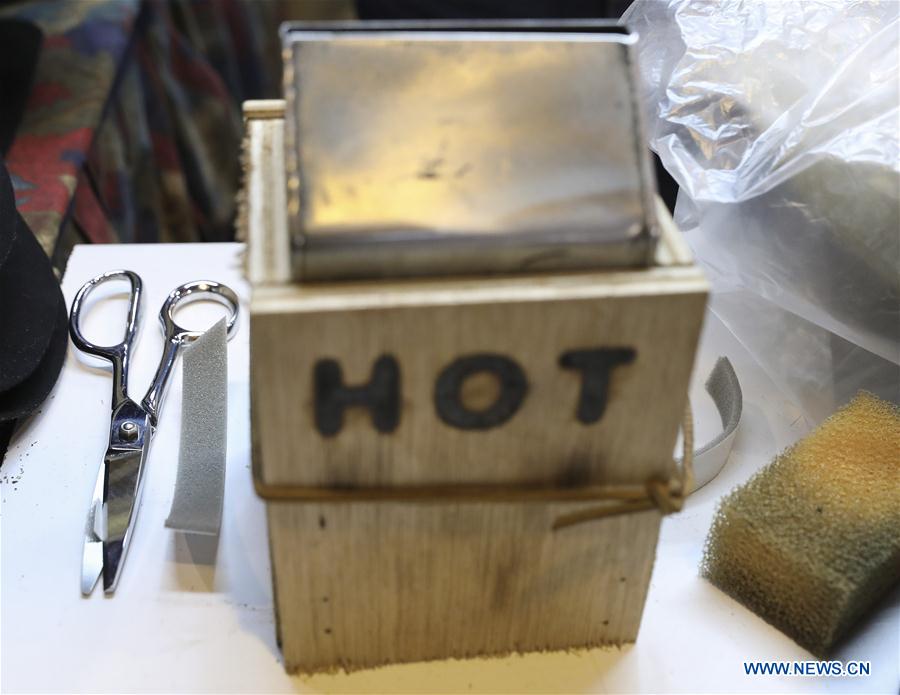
[282,20,659,281]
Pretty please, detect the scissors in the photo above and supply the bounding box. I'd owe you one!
[69,270,239,595]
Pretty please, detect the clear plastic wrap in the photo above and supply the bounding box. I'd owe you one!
[622,0,899,422]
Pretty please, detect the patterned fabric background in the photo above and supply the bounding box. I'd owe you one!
[1,0,281,271]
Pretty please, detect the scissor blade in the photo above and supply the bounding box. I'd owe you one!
[101,444,149,593]
[82,541,103,595]
[81,462,106,595]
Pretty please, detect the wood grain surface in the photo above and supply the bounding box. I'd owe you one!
[243,99,708,672]
[251,267,706,489]
[267,502,663,673]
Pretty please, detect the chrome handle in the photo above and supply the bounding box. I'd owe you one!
[141,280,239,421]
[69,270,142,411]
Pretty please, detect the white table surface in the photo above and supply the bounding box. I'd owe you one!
[2,243,897,694]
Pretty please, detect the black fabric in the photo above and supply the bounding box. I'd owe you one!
[0,158,66,462]
[0,150,14,266]
[0,294,66,422]
[0,18,42,156]
[0,211,61,392]
[0,418,13,458]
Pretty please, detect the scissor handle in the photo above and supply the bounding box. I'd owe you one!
[160,280,239,343]
[141,280,239,421]
[69,270,143,410]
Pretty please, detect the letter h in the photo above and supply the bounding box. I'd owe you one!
[314,355,400,436]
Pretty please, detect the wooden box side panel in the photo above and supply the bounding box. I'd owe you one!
[251,279,706,487]
[268,503,662,673]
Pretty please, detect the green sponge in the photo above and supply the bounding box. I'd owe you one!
[702,392,900,656]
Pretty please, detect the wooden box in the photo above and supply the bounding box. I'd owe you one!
[243,101,708,673]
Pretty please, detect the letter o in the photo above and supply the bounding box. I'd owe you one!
[434,354,527,430]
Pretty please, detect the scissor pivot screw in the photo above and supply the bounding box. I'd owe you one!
[119,421,138,441]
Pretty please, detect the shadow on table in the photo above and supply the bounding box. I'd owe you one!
[170,531,218,592]
[832,582,900,667]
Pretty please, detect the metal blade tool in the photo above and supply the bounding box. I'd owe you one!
[69,270,238,594]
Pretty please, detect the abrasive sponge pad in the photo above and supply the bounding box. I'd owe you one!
[701,392,899,656]
[165,318,228,536]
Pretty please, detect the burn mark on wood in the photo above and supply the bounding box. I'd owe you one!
[559,348,636,424]
[491,555,521,612]
[454,162,472,178]
[556,456,593,488]
[434,354,527,430]
[313,347,636,436]
[417,157,444,180]
[314,355,400,436]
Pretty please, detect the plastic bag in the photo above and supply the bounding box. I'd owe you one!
[622,0,899,422]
